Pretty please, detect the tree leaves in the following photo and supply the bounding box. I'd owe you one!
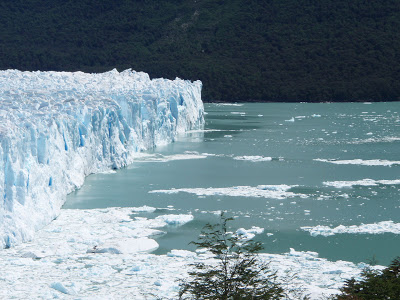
[179,213,284,299]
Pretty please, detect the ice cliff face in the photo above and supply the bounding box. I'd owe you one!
[0,69,204,248]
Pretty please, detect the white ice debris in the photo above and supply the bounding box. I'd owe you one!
[131,205,157,212]
[323,179,400,188]
[90,237,159,254]
[314,158,400,166]
[302,221,400,236]
[98,170,117,174]
[216,103,244,107]
[150,185,307,199]
[50,282,77,295]
[233,155,273,162]
[0,207,375,299]
[235,226,264,240]
[0,69,204,247]
[155,214,194,226]
[349,136,400,144]
[131,151,208,162]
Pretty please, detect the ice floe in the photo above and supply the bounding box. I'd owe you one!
[233,155,273,162]
[155,214,194,226]
[301,221,400,237]
[236,226,264,240]
[0,207,376,299]
[131,205,157,212]
[323,179,400,188]
[215,103,244,107]
[349,136,400,144]
[150,185,308,199]
[314,158,400,166]
[131,151,208,162]
[99,170,117,174]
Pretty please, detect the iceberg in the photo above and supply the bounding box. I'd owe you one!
[0,69,204,248]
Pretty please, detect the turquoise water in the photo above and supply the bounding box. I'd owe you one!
[64,102,400,265]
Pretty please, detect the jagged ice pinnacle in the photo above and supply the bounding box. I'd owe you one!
[0,69,204,248]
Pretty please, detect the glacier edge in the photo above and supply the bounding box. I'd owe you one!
[0,69,204,248]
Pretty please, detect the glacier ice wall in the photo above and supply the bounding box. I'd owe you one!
[0,69,204,248]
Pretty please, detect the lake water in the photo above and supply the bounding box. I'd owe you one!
[64,102,400,265]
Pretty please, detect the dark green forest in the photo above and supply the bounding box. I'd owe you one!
[1,0,400,102]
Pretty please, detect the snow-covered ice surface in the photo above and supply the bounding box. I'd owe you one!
[314,158,400,166]
[0,69,204,247]
[149,185,308,199]
[302,221,400,237]
[0,207,374,299]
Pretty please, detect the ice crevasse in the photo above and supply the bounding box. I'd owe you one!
[0,69,204,248]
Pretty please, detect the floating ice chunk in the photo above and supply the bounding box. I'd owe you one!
[285,117,295,122]
[216,103,243,107]
[150,185,307,199]
[132,152,207,162]
[288,248,319,259]
[186,129,239,133]
[155,214,194,226]
[349,136,400,144]
[99,170,117,174]
[314,158,400,166]
[233,155,272,162]
[311,114,321,117]
[301,221,400,236]
[131,206,157,212]
[323,178,400,188]
[167,249,197,258]
[89,237,159,254]
[236,226,264,240]
[154,280,162,286]
[231,112,246,115]
[21,251,40,259]
[50,282,76,295]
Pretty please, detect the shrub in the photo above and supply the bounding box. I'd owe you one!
[179,214,284,299]
[336,257,400,299]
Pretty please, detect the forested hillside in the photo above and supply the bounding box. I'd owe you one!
[1,0,400,102]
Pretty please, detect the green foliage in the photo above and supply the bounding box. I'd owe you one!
[336,257,400,300]
[179,214,284,299]
[1,0,400,101]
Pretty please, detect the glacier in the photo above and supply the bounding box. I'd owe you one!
[0,69,204,248]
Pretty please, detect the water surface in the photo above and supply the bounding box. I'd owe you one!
[64,102,400,265]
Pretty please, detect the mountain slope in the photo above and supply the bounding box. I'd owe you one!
[0,0,399,101]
